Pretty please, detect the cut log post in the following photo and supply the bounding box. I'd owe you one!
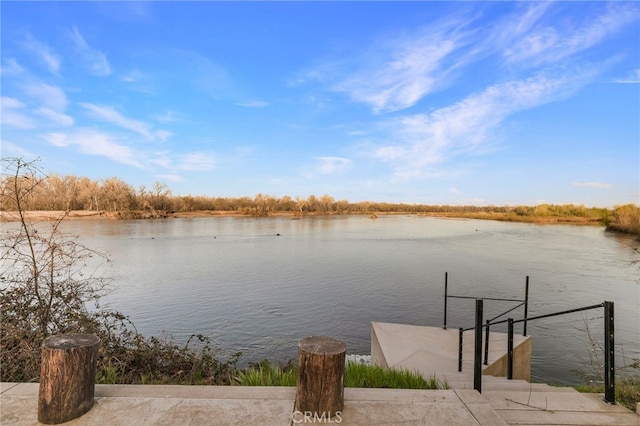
[38,334,100,424]
[294,336,346,416]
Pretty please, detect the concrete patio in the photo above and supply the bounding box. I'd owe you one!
[2,322,638,425]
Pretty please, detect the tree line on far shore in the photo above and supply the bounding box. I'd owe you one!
[1,157,638,235]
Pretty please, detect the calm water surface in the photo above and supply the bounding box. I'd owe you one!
[61,215,639,385]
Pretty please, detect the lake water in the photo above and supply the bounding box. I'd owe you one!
[60,215,639,385]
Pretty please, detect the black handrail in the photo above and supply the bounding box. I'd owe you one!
[444,272,530,335]
[455,299,615,404]
[447,273,529,366]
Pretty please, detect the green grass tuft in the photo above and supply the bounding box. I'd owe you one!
[234,360,447,390]
[575,377,640,412]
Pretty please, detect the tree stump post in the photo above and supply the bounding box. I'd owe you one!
[294,336,346,418]
[38,334,100,424]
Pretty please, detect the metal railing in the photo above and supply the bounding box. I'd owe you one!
[443,272,530,335]
[454,297,615,404]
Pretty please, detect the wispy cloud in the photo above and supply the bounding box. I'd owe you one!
[22,34,61,74]
[121,68,156,94]
[614,68,640,84]
[1,97,34,128]
[36,108,74,127]
[177,152,216,171]
[331,19,473,114]
[23,82,68,110]
[370,68,600,180]
[235,100,269,108]
[43,130,143,167]
[503,3,639,66]
[154,130,173,143]
[4,84,73,128]
[571,182,612,189]
[154,110,176,123]
[175,50,234,98]
[80,103,157,140]
[315,156,352,175]
[0,140,37,158]
[150,151,216,173]
[0,58,25,75]
[94,1,154,23]
[70,27,112,76]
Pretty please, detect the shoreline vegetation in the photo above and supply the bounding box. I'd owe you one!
[0,161,637,235]
[1,205,639,237]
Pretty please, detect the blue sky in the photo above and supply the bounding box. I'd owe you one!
[1,2,639,207]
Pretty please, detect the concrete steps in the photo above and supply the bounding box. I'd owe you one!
[372,322,640,425]
[484,389,640,425]
[448,376,639,425]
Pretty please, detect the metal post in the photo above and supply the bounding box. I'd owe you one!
[483,319,490,365]
[444,272,448,329]
[458,327,463,372]
[474,299,483,393]
[604,301,615,404]
[523,276,529,336]
[507,318,514,380]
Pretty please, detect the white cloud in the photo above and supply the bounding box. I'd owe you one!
[3,86,73,129]
[37,108,74,127]
[332,22,469,113]
[23,82,68,110]
[0,140,37,158]
[121,69,156,94]
[177,152,216,171]
[315,156,352,175]
[23,34,61,74]
[43,130,143,167]
[154,130,173,142]
[0,58,25,75]
[175,50,233,97]
[149,151,216,172]
[369,68,600,180]
[1,97,27,109]
[571,182,612,189]
[614,68,640,84]
[80,103,154,139]
[80,103,173,142]
[155,111,176,123]
[1,97,35,128]
[121,68,144,83]
[503,3,639,66]
[235,100,269,108]
[70,27,112,76]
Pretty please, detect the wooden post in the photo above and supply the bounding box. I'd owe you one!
[295,336,346,417]
[38,334,100,424]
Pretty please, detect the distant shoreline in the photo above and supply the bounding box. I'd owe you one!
[0,209,605,226]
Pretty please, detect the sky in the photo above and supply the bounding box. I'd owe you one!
[1,2,639,207]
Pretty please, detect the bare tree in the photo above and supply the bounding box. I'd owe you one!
[1,157,113,381]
